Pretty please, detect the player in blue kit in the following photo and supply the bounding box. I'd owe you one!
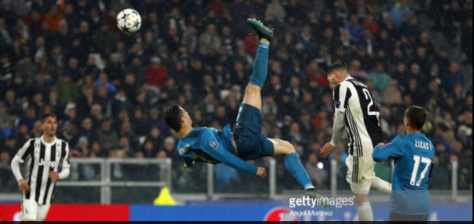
[164,19,330,207]
[373,106,434,221]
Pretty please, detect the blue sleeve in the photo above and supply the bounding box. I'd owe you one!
[372,135,405,162]
[199,130,258,175]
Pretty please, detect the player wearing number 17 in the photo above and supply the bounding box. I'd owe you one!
[373,106,434,221]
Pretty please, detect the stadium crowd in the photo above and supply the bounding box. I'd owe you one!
[0,0,472,192]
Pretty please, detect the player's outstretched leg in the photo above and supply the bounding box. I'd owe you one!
[247,18,273,88]
[241,19,274,111]
[370,176,392,194]
[271,138,331,208]
[245,19,331,208]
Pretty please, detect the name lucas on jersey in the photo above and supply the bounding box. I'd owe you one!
[415,140,431,150]
[38,159,56,167]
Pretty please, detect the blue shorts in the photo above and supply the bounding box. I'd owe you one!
[233,104,274,160]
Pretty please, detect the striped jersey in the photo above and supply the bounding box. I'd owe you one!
[15,136,70,205]
[333,77,383,156]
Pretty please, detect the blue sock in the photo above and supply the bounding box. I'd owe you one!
[249,43,269,87]
[284,152,313,189]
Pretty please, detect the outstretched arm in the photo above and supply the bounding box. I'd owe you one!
[372,136,404,162]
[200,130,258,175]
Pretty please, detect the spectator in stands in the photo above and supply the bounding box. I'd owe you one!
[362,14,378,34]
[2,136,17,160]
[441,62,465,94]
[383,80,403,107]
[345,14,364,41]
[0,103,14,131]
[199,24,221,55]
[370,62,391,91]
[349,59,370,83]
[400,15,421,39]
[145,57,168,88]
[297,25,318,59]
[131,108,149,137]
[42,5,63,33]
[98,118,120,154]
[18,106,39,132]
[54,72,77,103]
[140,139,157,158]
[76,117,98,147]
[389,0,413,28]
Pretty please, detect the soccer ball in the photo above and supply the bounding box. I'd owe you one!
[117,9,142,34]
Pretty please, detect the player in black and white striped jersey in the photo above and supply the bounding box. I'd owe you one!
[11,113,70,221]
[320,62,391,221]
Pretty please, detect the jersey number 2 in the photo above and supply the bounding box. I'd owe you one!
[362,89,380,119]
[410,155,431,186]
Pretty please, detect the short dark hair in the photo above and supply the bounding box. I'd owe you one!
[164,105,183,132]
[328,61,348,74]
[405,106,427,131]
[41,113,57,123]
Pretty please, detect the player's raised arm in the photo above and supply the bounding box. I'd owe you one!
[372,136,405,162]
[199,129,258,175]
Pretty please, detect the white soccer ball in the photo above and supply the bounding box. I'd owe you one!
[117,9,142,34]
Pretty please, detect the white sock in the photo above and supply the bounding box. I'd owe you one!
[370,176,392,194]
[305,185,315,190]
[356,201,373,221]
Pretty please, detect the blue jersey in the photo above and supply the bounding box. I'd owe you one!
[373,133,435,215]
[177,125,258,175]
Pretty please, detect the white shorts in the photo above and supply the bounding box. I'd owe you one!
[21,197,51,221]
[345,154,376,194]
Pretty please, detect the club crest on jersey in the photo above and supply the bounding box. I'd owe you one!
[35,141,40,153]
[334,100,341,108]
[209,141,218,150]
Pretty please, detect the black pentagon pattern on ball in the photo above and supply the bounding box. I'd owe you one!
[122,26,130,33]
